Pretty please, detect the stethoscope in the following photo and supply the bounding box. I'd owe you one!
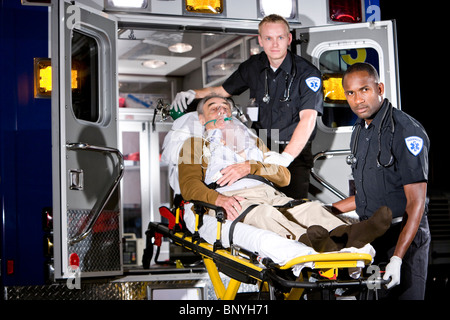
[262,51,297,104]
[346,100,395,168]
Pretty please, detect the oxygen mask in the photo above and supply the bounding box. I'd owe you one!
[204,107,232,128]
[221,119,248,154]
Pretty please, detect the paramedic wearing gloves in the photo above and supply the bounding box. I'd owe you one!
[171,14,323,199]
[332,63,431,299]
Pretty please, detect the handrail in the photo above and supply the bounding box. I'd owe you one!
[310,150,352,200]
[66,142,124,246]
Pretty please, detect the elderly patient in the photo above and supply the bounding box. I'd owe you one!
[178,95,391,252]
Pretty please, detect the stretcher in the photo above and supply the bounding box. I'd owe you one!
[143,200,388,300]
[143,111,388,300]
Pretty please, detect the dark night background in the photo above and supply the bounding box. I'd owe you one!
[381,2,449,194]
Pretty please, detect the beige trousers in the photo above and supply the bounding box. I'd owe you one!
[220,184,346,240]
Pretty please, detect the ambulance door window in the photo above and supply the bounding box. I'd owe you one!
[319,47,380,128]
[71,30,99,123]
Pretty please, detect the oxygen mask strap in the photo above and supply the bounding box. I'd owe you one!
[203,117,232,127]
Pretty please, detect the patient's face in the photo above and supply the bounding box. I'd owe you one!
[200,97,232,130]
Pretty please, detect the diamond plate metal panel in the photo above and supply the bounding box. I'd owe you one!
[5,282,144,300]
[4,280,214,300]
[67,209,121,273]
[4,274,259,300]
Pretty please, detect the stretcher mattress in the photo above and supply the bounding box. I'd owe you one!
[184,202,375,277]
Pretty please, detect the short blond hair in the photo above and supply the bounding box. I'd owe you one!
[258,14,290,34]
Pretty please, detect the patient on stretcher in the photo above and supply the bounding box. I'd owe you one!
[176,95,392,253]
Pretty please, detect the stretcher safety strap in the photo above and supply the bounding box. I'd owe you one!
[228,199,309,247]
[228,204,259,247]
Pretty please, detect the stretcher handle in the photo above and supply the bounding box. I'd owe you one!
[190,200,225,222]
[191,200,225,250]
[266,269,390,289]
[66,142,124,246]
[191,200,224,213]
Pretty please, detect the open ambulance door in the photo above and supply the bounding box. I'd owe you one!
[51,0,121,279]
[293,20,400,204]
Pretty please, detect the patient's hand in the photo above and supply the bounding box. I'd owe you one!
[215,194,246,221]
[216,161,250,187]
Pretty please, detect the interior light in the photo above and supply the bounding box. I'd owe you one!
[142,59,167,69]
[322,73,346,103]
[213,63,235,71]
[250,47,261,55]
[258,0,296,19]
[108,0,148,8]
[329,0,362,23]
[168,42,193,53]
[185,0,224,14]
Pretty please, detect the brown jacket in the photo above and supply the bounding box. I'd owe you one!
[178,136,290,204]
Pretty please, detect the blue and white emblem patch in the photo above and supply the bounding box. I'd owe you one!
[405,136,423,156]
[305,77,321,92]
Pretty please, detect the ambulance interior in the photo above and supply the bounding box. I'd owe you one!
[117,28,258,265]
[115,26,362,266]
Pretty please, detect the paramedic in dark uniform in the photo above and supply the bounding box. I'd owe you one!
[171,14,323,199]
[331,62,431,299]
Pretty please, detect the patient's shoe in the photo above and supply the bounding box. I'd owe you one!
[330,206,392,248]
[299,225,339,252]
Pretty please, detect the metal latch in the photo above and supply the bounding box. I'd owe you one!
[69,169,84,190]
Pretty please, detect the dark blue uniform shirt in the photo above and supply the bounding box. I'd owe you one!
[351,99,430,220]
[222,50,323,143]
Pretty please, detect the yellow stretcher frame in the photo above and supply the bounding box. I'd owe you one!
[145,201,387,300]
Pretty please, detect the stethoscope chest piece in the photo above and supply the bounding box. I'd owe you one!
[262,51,296,105]
[346,154,357,165]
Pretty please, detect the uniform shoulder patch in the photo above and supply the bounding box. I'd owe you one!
[405,136,423,156]
[305,76,321,92]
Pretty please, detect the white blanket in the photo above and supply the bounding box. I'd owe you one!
[161,112,204,195]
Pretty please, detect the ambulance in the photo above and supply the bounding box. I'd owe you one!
[1,0,403,300]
